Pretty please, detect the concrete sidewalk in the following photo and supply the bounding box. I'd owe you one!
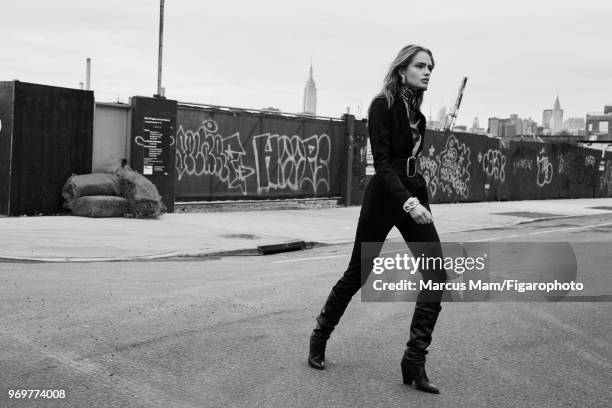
[2,198,612,262]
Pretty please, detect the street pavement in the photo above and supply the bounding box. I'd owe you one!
[1,197,612,262]
[0,213,611,407]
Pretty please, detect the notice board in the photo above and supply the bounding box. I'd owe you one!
[130,96,177,212]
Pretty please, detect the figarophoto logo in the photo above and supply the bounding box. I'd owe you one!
[360,241,611,302]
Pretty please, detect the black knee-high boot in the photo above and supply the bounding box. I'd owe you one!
[308,216,390,370]
[308,288,351,369]
[401,301,442,393]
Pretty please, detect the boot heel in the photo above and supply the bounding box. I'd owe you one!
[308,332,330,370]
[402,372,413,385]
[401,362,413,385]
[401,358,440,393]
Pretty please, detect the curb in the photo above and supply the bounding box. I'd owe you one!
[0,241,328,263]
[0,214,591,263]
[308,215,578,247]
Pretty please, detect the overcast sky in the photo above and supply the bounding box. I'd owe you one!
[2,0,610,126]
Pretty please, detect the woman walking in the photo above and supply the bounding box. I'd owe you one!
[307,44,448,394]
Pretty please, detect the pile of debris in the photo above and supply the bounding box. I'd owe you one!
[62,165,166,218]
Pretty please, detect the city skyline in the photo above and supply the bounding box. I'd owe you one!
[1,0,610,125]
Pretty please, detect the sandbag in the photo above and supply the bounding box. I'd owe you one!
[124,198,163,219]
[69,196,128,218]
[62,173,121,202]
[114,165,165,218]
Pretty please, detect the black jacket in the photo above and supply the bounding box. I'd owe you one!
[359,93,429,225]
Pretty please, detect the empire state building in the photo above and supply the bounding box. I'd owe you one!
[301,61,317,115]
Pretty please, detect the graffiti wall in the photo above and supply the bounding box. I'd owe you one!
[403,130,611,204]
[556,144,599,198]
[174,105,611,204]
[418,132,484,202]
[175,105,347,200]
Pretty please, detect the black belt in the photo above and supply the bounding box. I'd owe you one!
[391,157,419,178]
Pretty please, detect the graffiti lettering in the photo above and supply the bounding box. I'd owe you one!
[585,155,596,167]
[536,150,553,187]
[513,158,533,171]
[252,133,330,194]
[558,151,566,174]
[175,119,331,196]
[437,135,471,199]
[480,149,506,182]
[175,119,255,194]
[419,144,439,198]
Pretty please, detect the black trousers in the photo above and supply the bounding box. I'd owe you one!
[315,200,448,365]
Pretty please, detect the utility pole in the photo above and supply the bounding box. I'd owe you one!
[156,0,165,97]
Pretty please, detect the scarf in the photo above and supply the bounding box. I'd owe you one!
[398,83,420,112]
[399,83,422,156]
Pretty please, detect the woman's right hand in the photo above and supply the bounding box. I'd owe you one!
[408,203,433,224]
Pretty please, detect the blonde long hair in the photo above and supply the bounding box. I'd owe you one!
[377,44,435,110]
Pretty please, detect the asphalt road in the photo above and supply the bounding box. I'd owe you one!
[1,214,611,407]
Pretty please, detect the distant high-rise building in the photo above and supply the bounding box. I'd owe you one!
[301,60,317,115]
[542,96,564,132]
[505,124,517,137]
[552,95,564,132]
[521,118,538,135]
[428,106,447,129]
[508,114,520,133]
[543,109,552,128]
[564,117,585,130]
[488,117,505,137]
[470,117,485,134]
[437,106,447,122]
[488,114,536,137]
[427,106,448,130]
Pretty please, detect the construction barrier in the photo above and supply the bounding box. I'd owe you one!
[174,104,348,201]
[411,131,608,204]
[0,81,93,216]
[5,80,608,214]
[173,106,612,205]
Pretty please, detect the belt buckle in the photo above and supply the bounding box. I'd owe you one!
[406,156,417,177]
